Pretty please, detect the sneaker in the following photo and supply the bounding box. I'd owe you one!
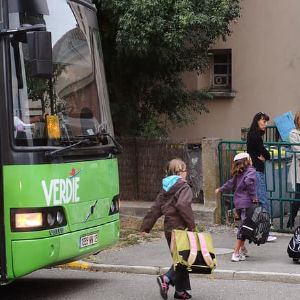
[231,253,246,262]
[239,253,246,261]
[240,247,249,257]
[157,275,169,300]
[174,291,192,299]
[267,235,277,242]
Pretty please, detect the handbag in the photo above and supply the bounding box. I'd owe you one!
[170,229,217,274]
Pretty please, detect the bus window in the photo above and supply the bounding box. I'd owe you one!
[9,0,113,148]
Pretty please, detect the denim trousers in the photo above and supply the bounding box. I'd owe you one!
[256,171,270,213]
[290,183,300,222]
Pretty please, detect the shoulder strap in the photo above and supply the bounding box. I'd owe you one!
[197,233,215,269]
[187,231,198,266]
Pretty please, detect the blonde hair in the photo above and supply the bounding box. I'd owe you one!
[295,111,300,130]
[166,158,187,176]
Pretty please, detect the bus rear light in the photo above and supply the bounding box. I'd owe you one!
[15,213,43,229]
[11,207,67,232]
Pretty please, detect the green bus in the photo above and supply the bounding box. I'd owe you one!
[0,0,120,283]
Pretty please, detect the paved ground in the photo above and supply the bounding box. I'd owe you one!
[1,269,299,300]
[87,228,299,274]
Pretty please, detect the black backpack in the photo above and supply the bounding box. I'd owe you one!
[240,205,270,245]
[287,226,300,262]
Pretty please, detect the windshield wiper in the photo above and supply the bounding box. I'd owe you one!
[76,132,123,155]
[95,122,122,154]
[98,131,123,154]
[45,139,90,158]
[76,123,123,154]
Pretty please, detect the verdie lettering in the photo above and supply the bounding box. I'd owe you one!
[42,176,80,206]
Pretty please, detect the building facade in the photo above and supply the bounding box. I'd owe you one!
[170,0,300,141]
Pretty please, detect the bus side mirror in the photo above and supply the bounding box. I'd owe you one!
[26,31,53,77]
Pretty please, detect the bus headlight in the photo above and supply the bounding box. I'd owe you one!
[15,213,43,229]
[11,207,67,232]
[111,202,115,213]
[56,211,64,225]
[47,213,56,227]
[109,195,120,215]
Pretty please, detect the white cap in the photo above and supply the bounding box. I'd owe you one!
[233,152,250,161]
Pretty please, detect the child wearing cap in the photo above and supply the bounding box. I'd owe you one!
[215,152,258,262]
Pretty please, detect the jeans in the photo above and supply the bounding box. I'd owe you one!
[288,183,300,227]
[256,171,270,213]
[165,233,191,292]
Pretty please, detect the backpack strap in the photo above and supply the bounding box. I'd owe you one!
[186,231,198,266]
[197,233,215,269]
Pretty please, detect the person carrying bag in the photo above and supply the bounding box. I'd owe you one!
[216,152,258,261]
[140,158,195,300]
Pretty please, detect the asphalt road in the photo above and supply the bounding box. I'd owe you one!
[0,269,299,300]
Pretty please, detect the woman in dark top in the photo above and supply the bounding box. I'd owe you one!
[247,112,277,242]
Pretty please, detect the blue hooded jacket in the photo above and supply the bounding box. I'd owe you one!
[140,175,195,236]
[162,175,181,192]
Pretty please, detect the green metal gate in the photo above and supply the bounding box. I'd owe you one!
[218,140,300,232]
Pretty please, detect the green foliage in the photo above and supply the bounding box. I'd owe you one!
[94,0,240,137]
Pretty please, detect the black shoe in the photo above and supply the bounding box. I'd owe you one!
[174,291,192,299]
[157,275,169,300]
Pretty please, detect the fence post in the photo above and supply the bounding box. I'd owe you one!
[202,138,222,224]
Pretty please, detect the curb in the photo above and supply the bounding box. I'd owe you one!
[58,261,91,271]
[59,261,300,284]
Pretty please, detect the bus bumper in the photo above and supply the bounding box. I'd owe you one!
[10,219,120,279]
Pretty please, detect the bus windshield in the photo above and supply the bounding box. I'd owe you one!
[9,0,113,148]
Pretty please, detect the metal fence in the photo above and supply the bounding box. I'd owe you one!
[218,140,300,232]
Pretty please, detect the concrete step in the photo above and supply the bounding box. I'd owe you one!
[120,201,216,224]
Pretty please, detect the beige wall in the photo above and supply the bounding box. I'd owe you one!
[170,0,300,142]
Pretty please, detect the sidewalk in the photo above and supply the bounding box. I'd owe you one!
[64,228,300,284]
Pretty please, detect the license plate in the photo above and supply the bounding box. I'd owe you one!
[80,233,98,248]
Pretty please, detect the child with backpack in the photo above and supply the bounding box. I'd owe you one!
[215,152,258,262]
[140,158,195,300]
